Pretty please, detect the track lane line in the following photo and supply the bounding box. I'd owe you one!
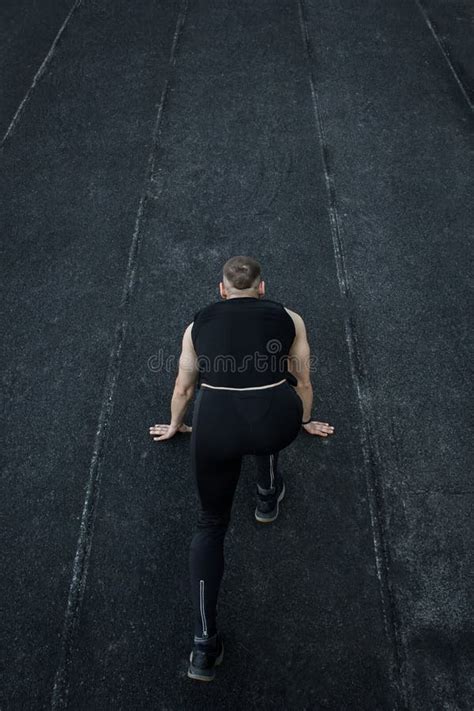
[296,1,408,707]
[1,0,84,148]
[50,3,189,708]
[414,0,473,112]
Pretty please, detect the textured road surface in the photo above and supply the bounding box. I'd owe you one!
[1,1,473,709]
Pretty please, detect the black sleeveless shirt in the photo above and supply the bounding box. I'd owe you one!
[191,297,297,388]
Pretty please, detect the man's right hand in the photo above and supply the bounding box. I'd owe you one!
[302,421,335,437]
[149,422,192,441]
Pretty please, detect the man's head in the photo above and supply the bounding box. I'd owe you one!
[219,255,265,299]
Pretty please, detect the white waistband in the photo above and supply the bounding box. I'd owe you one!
[200,379,286,392]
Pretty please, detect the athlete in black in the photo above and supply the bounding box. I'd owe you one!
[149,256,334,681]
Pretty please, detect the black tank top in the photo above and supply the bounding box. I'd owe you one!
[191,297,297,388]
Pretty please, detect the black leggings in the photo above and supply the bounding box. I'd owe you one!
[188,380,303,640]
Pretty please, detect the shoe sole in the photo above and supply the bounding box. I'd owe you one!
[187,640,224,681]
[254,481,286,523]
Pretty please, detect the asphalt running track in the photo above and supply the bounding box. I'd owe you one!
[1,1,473,709]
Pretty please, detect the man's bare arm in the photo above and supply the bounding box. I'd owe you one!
[285,308,335,437]
[149,322,198,440]
[285,308,313,422]
[169,322,198,428]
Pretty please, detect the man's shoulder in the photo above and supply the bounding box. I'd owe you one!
[261,297,285,308]
[283,306,302,321]
[283,308,306,341]
[192,299,221,321]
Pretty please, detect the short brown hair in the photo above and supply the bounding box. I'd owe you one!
[223,255,261,290]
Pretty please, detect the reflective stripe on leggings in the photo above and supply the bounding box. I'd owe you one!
[199,579,208,637]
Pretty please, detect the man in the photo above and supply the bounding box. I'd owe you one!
[149,255,334,682]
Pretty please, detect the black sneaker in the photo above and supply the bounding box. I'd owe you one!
[187,632,224,682]
[255,475,286,523]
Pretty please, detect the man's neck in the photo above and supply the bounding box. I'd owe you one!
[225,293,260,299]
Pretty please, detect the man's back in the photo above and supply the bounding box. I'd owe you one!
[191,296,296,388]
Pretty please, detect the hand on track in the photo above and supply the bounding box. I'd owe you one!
[149,423,192,441]
[302,421,335,437]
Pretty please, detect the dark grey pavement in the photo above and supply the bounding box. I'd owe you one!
[1,1,472,709]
